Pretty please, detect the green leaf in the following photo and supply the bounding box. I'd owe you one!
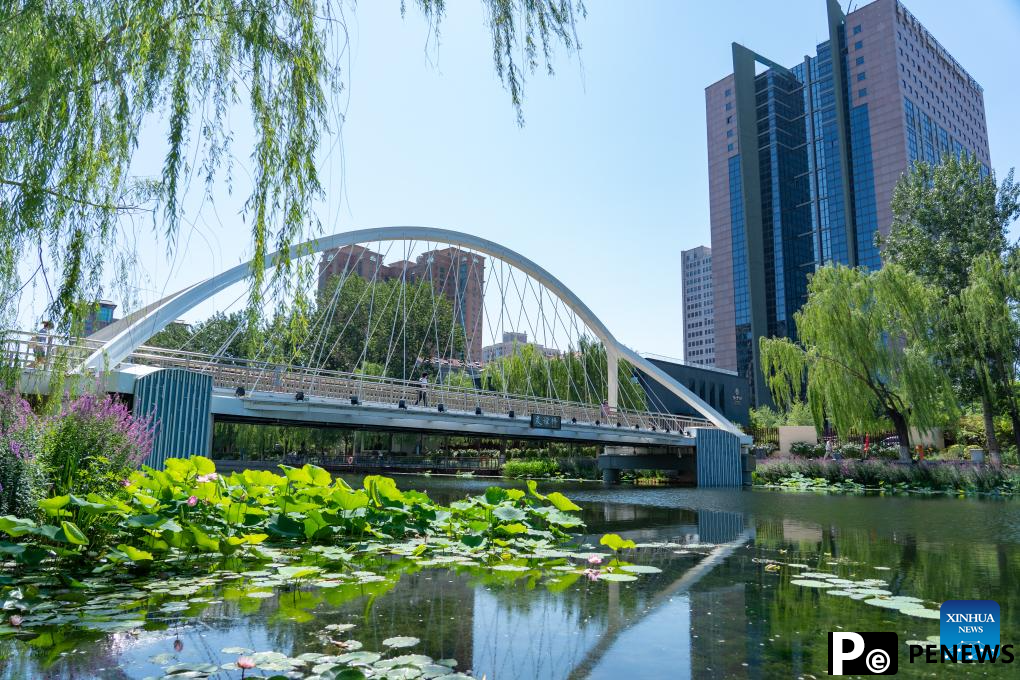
[189,525,220,552]
[304,464,332,487]
[492,506,527,523]
[484,487,507,505]
[599,533,636,552]
[526,480,546,500]
[0,516,38,537]
[191,456,216,475]
[545,492,581,512]
[116,544,154,562]
[278,565,321,580]
[460,534,485,548]
[125,514,169,529]
[38,495,70,516]
[60,521,88,546]
[330,486,369,511]
[598,572,639,582]
[267,513,305,539]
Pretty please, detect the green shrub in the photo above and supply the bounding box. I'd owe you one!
[754,458,1020,494]
[789,441,823,457]
[503,459,558,479]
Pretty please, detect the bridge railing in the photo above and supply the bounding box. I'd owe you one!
[123,344,712,433]
[0,330,713,434]
[0,331,105,370]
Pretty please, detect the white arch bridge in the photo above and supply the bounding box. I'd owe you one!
[6,227,751,486]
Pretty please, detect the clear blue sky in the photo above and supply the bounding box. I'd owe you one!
[29,0,1020,357]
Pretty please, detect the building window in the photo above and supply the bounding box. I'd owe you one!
[727,129,733,138]
[726,116,732,124]
[856,56,865,66]
[857,72,867,81]
[854,40,863,50]
[853,24,862,35]
[725,102,732,111]
[858,87,868,97]
[725,88,732,97]
[727,143,734,152]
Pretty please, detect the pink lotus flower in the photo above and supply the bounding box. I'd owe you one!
[173,638,184,652]
[196,473,218,483]
[587,555,603,565]
[583,568,600,582]
[186,496,198,507]
[9,614,23,627]
[236,656,256,669]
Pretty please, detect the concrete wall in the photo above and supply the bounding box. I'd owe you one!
[778,426,819,455]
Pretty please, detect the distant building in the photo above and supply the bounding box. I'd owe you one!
[682,246,715,367]
[637,355,749,427]
[706,0,991,405]
[84,300,118,335]
[481,332,561,364]
[317,245,486,362]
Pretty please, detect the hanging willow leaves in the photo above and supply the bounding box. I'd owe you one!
[0,0,586,328]
[759,264,955,461]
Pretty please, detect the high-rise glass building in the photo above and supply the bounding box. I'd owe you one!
[706,0,990,406]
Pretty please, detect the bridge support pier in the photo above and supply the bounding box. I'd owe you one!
[601,467,621,485]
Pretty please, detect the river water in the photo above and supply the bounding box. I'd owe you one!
[2,476,1019,679]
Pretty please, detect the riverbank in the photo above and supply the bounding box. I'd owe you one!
[753,457,1020,496]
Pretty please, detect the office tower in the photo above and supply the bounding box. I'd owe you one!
[682,246,715,367]
[706,0,990,405]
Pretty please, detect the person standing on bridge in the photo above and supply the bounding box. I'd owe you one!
[415,373,429,408]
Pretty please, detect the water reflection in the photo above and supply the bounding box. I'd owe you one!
[2,479,1018,679]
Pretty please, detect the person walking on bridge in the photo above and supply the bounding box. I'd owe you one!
[415,373,429,408]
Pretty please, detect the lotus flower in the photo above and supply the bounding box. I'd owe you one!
[587,555,603,566]
[583,568,600,582]
[173,638,184,652]
[186,496,198,507]
[9,614,23,627]
[237,656,256,669]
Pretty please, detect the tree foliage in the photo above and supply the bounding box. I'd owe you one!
[480,337,646,410]
[147,273,464,380]
[882,153,1019,292]
[759,264,954,460]
[882,152,1020,460]
[953,252,1020,458]
[0,0,585,328]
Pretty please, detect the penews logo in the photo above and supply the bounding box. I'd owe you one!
[828,632,898,675]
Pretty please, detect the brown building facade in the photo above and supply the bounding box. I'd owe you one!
[317,245,486,362]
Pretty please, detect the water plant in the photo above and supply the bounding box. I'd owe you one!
[754,458,1020,495]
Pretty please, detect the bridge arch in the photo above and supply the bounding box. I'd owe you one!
[83,227,746,438]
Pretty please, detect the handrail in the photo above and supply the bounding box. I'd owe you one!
[0,329,714,433]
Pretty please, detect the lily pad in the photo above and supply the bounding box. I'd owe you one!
[383,636,421,648]
[619,565,663,574]
[790,579,835,588]
[598,573,639,582]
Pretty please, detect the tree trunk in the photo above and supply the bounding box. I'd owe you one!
[887,410,912,463]
[980,387,1001,466]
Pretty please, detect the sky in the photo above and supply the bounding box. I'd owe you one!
[19,0,1020,358]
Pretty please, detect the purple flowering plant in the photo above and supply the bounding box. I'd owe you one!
[0,391,43,517]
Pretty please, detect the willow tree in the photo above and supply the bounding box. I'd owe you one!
[0,0,586,328]
[954,252,1020,462]
[881,153,1020,459]
[759,264,954,462]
